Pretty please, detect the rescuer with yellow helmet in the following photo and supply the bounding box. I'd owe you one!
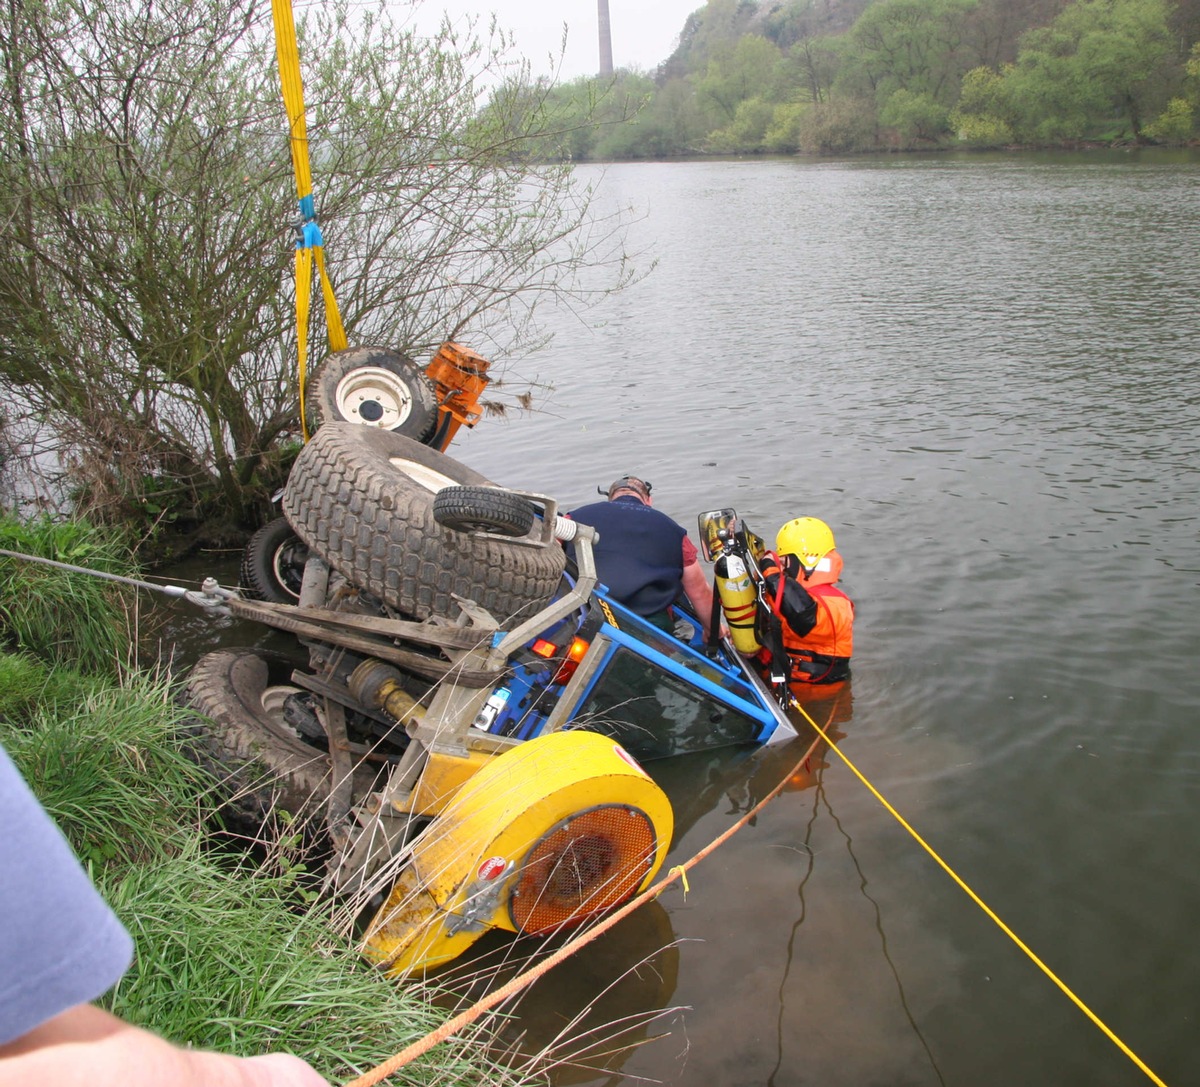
[756,516,854,686]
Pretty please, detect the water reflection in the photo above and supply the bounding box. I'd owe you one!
[416,695,857,1085]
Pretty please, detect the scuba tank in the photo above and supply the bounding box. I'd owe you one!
[714,550,761,654]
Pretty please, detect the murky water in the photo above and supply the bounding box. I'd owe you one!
[160,151,1200,1086]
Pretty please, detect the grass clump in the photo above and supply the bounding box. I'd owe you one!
[0,651,106,722]
[102,849,483,1081]
[0,515,142,675]
[2,662,208,867]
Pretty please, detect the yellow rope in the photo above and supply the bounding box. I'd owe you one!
[788,697,1169,1087]
[270,0,309,197]
[294,247,311,439]
[339,690,1168,1086]
[271,0,347,442]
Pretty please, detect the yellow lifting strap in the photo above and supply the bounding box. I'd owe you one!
[271,0,348,441]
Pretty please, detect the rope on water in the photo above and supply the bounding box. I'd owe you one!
[788,698,1169,1087]
[341,729,825,1087]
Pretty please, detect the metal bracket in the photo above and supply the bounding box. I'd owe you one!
[444,861,516,935]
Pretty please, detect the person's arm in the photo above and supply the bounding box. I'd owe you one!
[759,560,818,636]
[0,1003,329,1087]
[681,559,727,640]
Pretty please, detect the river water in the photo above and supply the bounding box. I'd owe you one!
[164,151,1200,1086]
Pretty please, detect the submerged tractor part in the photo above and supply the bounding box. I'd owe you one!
[361,729,674,976]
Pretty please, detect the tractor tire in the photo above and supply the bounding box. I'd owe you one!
[433,485,536,538]
[238,516,309,604]
[281,423,565,623]
[305,345,438,442]
[183,648,373,829]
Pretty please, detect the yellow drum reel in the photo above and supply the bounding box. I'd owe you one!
[362,729,674,976]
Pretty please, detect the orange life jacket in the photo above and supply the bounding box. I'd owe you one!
[760,550,854,685]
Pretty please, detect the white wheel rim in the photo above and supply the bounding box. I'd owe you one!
[270,546,304,601]
[333,367,414,429]
[261,685,302,717]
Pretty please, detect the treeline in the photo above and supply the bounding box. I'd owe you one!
[482,0,1200,157]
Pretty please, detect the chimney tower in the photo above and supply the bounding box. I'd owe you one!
[597,0,614,75]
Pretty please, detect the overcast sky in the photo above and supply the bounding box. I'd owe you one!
[406,0,701,81]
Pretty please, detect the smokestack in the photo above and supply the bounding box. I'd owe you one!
[597,0,614,75]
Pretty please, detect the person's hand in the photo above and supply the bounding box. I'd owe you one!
[239,1053,331,1087]
[0,1004,332,1087]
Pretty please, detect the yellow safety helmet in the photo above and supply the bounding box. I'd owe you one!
[776,517,835,568]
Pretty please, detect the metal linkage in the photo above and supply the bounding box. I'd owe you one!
[0,548,236,616]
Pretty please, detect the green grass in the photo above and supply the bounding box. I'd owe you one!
[0,651,106,721]
[0,651,526,1086]
[0,515,144,675]
[3,663,207,867]
[101,846,480,1082]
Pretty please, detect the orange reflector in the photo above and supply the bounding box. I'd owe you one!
[531,638,557,658]
[509,804,656,933]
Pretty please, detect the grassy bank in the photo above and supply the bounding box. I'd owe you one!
[0,518,526,1085]
[1,656,516,1081]
[0,515,145,674]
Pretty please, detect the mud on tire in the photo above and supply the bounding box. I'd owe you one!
[305,345,438,442]
[183,648,374,830]
[281,423,565,622]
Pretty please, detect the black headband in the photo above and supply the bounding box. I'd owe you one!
[600,475,652,498]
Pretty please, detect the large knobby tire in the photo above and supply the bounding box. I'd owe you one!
[281,423,565,623]
[183,648,372,828]
[238,516,309,604]
[305,345,438,442]
[433,485,536,537]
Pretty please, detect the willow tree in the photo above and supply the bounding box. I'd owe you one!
[0,0,633,537]
[1004,0,1176,142]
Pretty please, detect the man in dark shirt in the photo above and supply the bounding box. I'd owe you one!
[569,475,720,638]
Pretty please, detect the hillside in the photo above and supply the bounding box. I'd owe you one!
[496,0,1200,157]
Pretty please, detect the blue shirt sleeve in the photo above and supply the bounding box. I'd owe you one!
[0,745,134,1046]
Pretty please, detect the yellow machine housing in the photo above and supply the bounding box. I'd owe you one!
[362,730,674,976]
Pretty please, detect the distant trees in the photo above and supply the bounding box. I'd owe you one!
[954,0,1178,143]
[503,0,1198,160]
[1007,0,1175,140]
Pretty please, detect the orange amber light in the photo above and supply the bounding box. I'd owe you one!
[552,637,590,685]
